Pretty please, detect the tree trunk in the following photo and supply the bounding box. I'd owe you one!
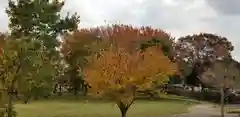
[7,92,13,117]
[23,95,30,104]
[83,84,88,96]
[117,100,134,117]
[118,104,128,117]
[23,90,31,104]
[120,108,127,117]
[73,88,78,97]
[58,85,62,96]
[220,87,225,117]
[80,80,84,92]
[53,84,58,93]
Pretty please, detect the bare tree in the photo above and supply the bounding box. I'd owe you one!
[174,33,233,86]
[201,58,238,117]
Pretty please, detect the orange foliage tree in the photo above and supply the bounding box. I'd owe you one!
[61,24,175,95]
[80,24,174,53]
[63,24,174,68]
[83,45,177,117]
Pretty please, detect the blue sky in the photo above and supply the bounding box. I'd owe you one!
[0,0,240,60]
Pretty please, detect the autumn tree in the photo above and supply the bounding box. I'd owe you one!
[201,58,239,117]
[80,24,174,53]
[83,45,177,117]
[62,24,175,95]
[173,33,234,86]
[0,33,7,117]
[0,90,7,117]
[0,38,56,117]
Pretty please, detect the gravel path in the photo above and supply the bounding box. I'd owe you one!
[165,104,239,117]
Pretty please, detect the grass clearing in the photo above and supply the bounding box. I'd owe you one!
[15,98,195,117]
[226,107,240,114]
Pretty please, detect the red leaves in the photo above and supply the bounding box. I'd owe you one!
[79,24,173,53]
[62,24,175,69]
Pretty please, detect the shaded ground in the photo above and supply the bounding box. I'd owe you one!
[166,104,239,117]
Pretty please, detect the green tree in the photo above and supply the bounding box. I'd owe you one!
[6,0,80,58]
[140,38,171,54]
[0,38,55,117]
[6,0,80,100]
[61,31,106,96]
[61,25,174,96]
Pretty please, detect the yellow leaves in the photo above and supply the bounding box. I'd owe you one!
[83,44,177,102]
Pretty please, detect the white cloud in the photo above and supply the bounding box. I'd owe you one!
[0,0,8,32]
[1,0,240,60]
[205,0,240,16]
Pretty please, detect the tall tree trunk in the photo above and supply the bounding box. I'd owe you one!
[220,87,225,117]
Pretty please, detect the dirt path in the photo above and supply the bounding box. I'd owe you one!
[166,104,239,117]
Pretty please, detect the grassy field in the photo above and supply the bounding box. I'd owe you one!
[14,98,195,117]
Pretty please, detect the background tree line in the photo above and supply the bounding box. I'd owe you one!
[0,0,239,117]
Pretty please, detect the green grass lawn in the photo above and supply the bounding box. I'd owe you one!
[15,99,194,117]
[226,107,240,114]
